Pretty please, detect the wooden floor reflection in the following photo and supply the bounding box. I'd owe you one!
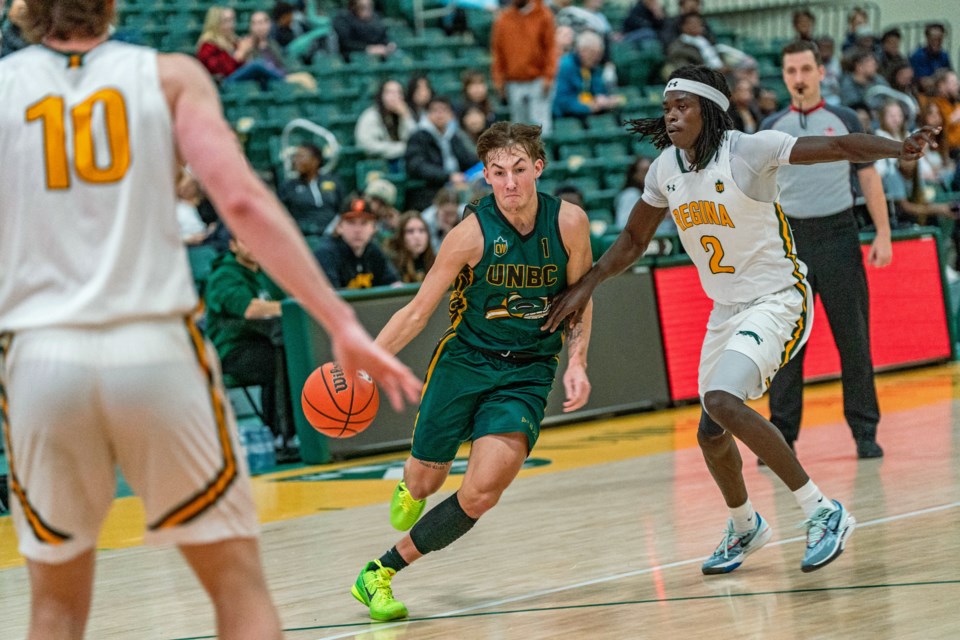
[1,364,958,639]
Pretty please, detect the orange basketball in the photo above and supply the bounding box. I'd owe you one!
[301,362,380,438]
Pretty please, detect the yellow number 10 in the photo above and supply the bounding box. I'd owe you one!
[26,89,131,190]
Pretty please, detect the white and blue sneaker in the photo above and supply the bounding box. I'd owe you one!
[801,499,856,573]
[701,513,773,575]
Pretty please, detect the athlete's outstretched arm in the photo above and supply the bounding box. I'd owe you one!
[543,199,667,333]
[375,216,484,355]
[558,202,593,412]
[789,126,940,165]
[159,54,421,410]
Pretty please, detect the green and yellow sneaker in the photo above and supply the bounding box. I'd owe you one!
[351,560,409,621]
[389,481,426,531]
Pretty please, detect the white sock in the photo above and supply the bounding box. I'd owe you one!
[730,500,756,534]
[793,480,830,518]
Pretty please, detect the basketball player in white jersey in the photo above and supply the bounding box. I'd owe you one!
[0,1,421,638]
[545,66,938,575]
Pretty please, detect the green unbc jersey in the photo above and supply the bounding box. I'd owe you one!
[448,193,568,357]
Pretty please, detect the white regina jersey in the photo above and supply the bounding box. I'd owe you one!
[643,130,807,305]
[0,42,196,331]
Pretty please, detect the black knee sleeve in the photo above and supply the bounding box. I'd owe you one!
[409,492,478,555]
[698,409,725,438]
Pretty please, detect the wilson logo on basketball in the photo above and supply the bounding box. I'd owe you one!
[331,365,349,393]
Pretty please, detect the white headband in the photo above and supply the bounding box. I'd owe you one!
[664,78,730,111]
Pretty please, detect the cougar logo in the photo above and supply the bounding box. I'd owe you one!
[484,293,551,320]
[715,180,725,193]
[737,330,763,345]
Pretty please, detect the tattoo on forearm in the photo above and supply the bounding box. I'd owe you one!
[416,459,451,470]
[564,321,583,344]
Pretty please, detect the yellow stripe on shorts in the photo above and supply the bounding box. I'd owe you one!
[0,334,72,545]
[774,203,809,365]
[148,319,238,530]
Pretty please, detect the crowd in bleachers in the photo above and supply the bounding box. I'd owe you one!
[2,0,957,465]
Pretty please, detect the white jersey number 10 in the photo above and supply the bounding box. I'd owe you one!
[26,89,131,190]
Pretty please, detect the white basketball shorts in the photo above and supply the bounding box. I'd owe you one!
[0,318,258,564]
[698,283,814,401]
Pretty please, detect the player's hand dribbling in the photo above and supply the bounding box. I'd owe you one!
[900,126,941,161]
[331,323,422,412]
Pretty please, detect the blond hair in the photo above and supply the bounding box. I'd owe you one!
[197,6,237,52]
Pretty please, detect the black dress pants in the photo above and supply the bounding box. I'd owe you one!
[768,210,880,445]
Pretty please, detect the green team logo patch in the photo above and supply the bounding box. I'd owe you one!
[494,235,508,257]
[736,330,763,345]
[277,457,550,482]
[484,292,551,320]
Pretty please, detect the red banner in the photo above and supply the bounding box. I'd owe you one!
[653,236,952,402]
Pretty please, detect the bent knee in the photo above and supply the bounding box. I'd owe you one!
[457,487,502,518]
[702,390,744,425]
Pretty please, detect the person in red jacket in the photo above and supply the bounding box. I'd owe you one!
[196,5,283,89]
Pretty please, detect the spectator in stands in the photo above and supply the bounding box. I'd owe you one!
[404,96,479,211]
[196,6,284,89]
[915,101,955,186]
[622,0,665,49]
[839,48,888,108]
[841,6,869,53]
[420,187,465,248]
[555,23,576,57]
[244,10,317,90]
[791,9,815,43]
[278,143,345,236]
[553,30,622,121]
[460,105,491,146]
[756,87,779,118]
[614,156,649,228]
[922,69,960,160]
[491,0,557,135]
[613,156,676,253]
[729,78,761,134]
[660,0,714,49]
[555,0,612,54]
[270,1,302,48]
[0,0,28,58]
[364,177,402,242]
[176,170,216,246]
[910,22,952,92]
[355,79,417,171]
[886,60,918,100]
[314,198,401,289]
[333,0,396,62]
[457,70,497,130]
[555,183,585,208]
[878,28,906,81]
[405,74,434,124]
[662,12,726,81]
[386,212,436,283]
[205,237,296,459]
[815,35,842,105]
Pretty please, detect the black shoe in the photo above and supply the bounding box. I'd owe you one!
[857,441,884,459]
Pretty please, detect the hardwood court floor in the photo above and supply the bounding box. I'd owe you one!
[1,363,959,639]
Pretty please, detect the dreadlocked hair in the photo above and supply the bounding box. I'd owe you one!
[626,66,735,172]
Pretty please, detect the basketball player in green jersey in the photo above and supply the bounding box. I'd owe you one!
[544,65,937,576]
[351,122,594,621]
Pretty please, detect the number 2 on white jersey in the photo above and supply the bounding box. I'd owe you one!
[700,236,735,274]
[26,89,131,190]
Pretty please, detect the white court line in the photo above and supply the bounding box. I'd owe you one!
[315,500,960,640]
